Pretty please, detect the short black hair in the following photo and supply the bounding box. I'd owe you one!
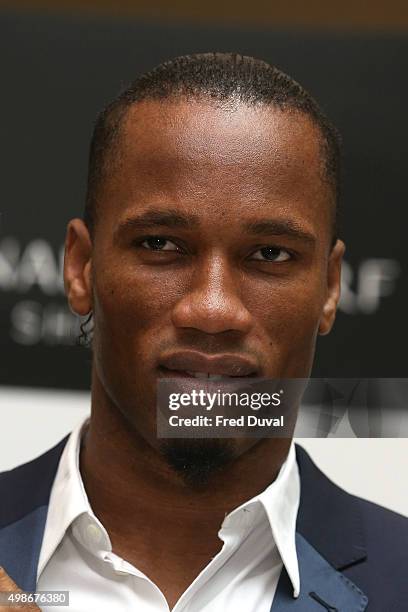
[84,52,342,242]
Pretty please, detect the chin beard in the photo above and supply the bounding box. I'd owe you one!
[160,438,236,489]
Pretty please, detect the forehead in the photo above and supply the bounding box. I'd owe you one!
[100,98,332,236]
[118,98,325,177]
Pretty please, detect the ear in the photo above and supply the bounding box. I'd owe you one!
[64,219,92,316]
[318,239,345,336]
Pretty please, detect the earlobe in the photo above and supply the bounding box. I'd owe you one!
[318,239,345,336]
[64,219,93,316]
[318,300,336,336]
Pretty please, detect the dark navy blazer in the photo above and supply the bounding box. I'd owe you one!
[1,440,407,611]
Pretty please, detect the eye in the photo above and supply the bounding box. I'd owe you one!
[250,246,291,262]
[140,236,179,252]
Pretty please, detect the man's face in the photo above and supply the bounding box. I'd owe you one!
[65,98,344,457]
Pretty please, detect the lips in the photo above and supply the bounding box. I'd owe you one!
[184,372,224,380]
[159,350,259,378]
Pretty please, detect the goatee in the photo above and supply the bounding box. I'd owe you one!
[160,438,235,489]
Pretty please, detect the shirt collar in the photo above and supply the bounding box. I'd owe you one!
[37,417,92,577]
[218,442,300,598]
[258,442,300,597]
[38,418,300,598]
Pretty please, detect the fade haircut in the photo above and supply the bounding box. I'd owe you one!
[84,52,342,242]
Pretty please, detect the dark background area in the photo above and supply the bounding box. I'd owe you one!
[0,8,407,389]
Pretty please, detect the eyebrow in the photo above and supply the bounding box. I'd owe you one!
[115,208,316,245]
[115,209,200,237]
[244,219,316,244]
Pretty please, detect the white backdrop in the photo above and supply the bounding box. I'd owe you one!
[1,385,407,517]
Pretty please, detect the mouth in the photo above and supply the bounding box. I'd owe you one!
[158,350,260,379]
[159,368,252,381]
[184,371,232,380]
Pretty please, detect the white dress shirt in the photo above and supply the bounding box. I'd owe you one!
[37,418,300,611]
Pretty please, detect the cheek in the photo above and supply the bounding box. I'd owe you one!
[247,272,323,326]
[92,263,189,348]
[244,275,325,372]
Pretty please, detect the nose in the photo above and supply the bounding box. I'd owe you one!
[171,254,253,335]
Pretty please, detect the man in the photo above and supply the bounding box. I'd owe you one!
[0,53,407,611]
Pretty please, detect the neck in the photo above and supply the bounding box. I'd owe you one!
[80,374,293,600]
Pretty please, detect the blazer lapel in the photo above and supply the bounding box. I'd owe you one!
[271,445,369,611]
[0,437,68,591]
[0,506,49,592]
[271,533,368,611]
[295,445,367,571]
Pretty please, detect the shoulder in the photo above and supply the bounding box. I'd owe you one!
[346,496,408,610]
[0,437,68,528]
[357,492,408,539]
[297,443,408,536]
[354,494,408,573]
[295,443,408,610]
